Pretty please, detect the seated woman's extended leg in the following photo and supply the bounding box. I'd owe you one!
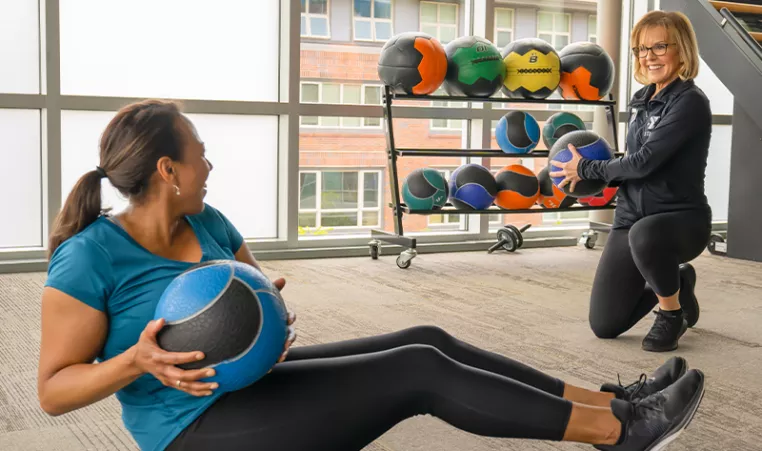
[166,344,705,451]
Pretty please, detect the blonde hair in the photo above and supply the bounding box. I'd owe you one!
[630,10,700,85]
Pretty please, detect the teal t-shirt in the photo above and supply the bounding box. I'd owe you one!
[44,203,244,451]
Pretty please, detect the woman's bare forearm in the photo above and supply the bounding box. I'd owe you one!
[39,346,143,416]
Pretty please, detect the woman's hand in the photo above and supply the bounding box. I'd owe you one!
[278,311,298,363]
[549,144,584,193]
[130,318,218,397]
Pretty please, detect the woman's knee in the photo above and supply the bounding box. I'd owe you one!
[588,310,625,339]
[403,325,453,348]
[628,221,662,263]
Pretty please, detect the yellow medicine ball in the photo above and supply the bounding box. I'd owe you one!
[501,38,561,99]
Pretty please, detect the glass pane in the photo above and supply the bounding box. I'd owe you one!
[343,117,362,127]
[354,0,371,17]
[302,116,319,125]
[301,15,307,35]
[497,31,513,48]
[299,212,317,228]
[323,83,341,103]
[705,125,732,221]
[496,9,513,28]
[557,14,570,33]
[61,110,278,239]
[300,173,317,209]
[375,21,392,40]
[355,20,372,39]
[538,33,553,44]
[322,212,359,227]
[364,86,381,104]
[556,35,569,50]
[440,4,457,24]
[362,211,379,226]
[322,172,358,209]
[302,83,319,102]
[0,109,41,247]
[421,2,438,23]
[590,36,597,44]
[322,116,340,127]
[695,57,734,115]
[310,17,329,37]
[365,117,381,127]
[422,24,439,37]
[374,0,392,19]
[309,0,328,15]
[432,119,448,128]
[343,85,361,104]
[364,172,379,207]
[301,0,306,13]
[440,26,457,44]
[450,119,463,130]
[0,0,40,94]
[538,12,553,31]
[589,15,597,35]
[60,0,278,101]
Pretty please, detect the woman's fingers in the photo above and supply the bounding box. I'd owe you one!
[163,365,216,383]
[167,378,217,396]
[152,349,205,366]
[287,311,296,325]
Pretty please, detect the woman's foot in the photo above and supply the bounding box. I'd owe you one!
[594,369,706,451]
[679,263,700,328]
[642,310,688,352]
[601,357,687,403]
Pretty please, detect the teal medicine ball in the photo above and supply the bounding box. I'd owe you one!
[542,112,586,149]
[402,168,449,210]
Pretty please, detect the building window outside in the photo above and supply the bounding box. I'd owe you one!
[588,15,597,44]
[299,170,383,231]
[420,1,458,44]
[301,82,383,128]
[537,11,571,50]
[430,87,465,130]
[354,0,393,42]
[494,7,515,49]
[301,0,330,38]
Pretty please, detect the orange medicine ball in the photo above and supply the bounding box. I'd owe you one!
[494,164,540,210]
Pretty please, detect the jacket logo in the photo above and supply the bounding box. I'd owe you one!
[647,116,660,129]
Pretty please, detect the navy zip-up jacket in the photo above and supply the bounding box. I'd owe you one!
[578,77,713,229]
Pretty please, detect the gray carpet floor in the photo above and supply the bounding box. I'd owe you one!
[1,246,761,450]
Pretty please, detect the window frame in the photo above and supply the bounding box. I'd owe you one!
[353,0,394,42]
[301,0,331,39]
[300,81,383,129]
[298,169,384,231]
[536,11,572,50]
[493,7,515,49]
[419,1,459,44]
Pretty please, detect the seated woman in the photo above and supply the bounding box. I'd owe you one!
[38,100,705,451]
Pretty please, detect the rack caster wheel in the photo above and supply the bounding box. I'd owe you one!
[707,233,727,255]
[396,249,416,269]
[579,231,598,249]
[369,240,381,260]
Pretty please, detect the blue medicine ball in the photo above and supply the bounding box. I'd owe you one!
[154,260,288,393]
[495,111,540,154]
[548,130,614,197]
[449,164,497,210]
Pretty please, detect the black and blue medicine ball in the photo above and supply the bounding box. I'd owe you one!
[548,130,614,197]
[495,111,540,154]
[449,164,497,210]
[154,260,288,393]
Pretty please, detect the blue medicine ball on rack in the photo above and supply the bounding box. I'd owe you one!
[495,111,540,154]
[154,260,289,393]
[449,164,497,210]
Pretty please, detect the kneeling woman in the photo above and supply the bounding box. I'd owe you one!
[38,100,705,451]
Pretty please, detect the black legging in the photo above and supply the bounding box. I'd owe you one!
[589,209,711,339]
[166,326,572,451]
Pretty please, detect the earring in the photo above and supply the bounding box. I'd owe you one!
[174,184,180,196]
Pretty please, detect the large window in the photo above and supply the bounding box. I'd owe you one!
[301,82,382,127]
[0,0,39,94]
[59,0,279,101]
[354,0,393,41]
[430,87,465,130]
[420,1,458,44]
[301,0,330,38]
[588,15,598,44]
[537,11,571,50]
[299,170,383,232]
[494,8,515,49]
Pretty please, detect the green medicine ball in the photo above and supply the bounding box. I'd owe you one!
[542,112,587,149]
[443,36,505,98]
[402,168,449,210]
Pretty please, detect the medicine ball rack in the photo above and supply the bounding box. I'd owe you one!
[369,85,622,269]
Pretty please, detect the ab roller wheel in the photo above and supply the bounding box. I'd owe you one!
[488,224,531,254]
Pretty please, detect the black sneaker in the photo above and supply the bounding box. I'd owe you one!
[601,357,687,403]
[642,310,688,352]
[679,263,700,328]
[594,369,705,451]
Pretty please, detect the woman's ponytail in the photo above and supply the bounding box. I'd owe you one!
[47,169,105,258]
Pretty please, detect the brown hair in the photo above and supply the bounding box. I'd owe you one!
[48,99,186,257]
[631,10,700,85]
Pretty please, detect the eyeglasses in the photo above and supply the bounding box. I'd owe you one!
[632,42,677,58]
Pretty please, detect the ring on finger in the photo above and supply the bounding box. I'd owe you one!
[176,380,182,388]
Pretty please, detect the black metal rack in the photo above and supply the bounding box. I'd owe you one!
[369,85,621,268]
